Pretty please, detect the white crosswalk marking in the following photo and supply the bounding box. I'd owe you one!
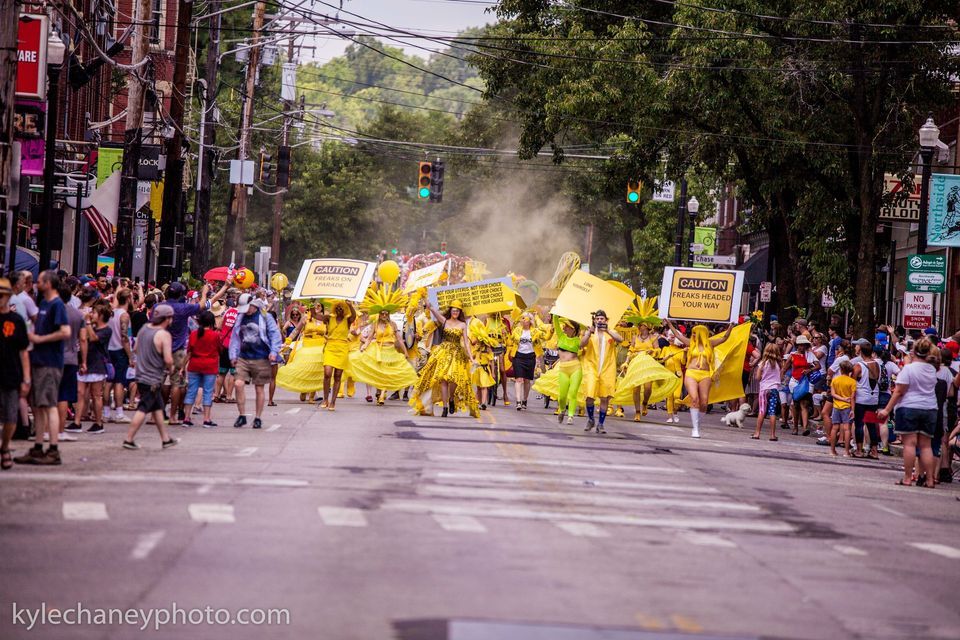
[266,423,282,432]
[189,503,235,523]
[833,545,868,557]
[434,472,720,494]
[62,501,109,521]
[317,507,368,527]
[382,501,794,533]
[554,521,609,538]
[428,454,684,473]
[235,447,258,457]
[680,532,737,548]
[433,514,487,533]
[130,530,166,560]
[285,407,301,415]
[909,543,960,559]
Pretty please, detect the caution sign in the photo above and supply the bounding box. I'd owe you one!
[659,267,744,324]
[292,258,376,302]
[428,277,518,316]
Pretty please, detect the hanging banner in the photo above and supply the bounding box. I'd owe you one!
[96,256,115,278]
[927,173,960,247]
[291,258,376,301]
[97,146,124,186]
[880,173,921,221]
[691,226,717,269]
[659,267,744,324]
[403,259,448,293]
[16,14,49,99]
[550,270,635,328]
[428,277,518,316]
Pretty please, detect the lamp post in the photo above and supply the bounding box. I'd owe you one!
[673,178,688,266]
[916,114,939,256]
[37,29,66,273]
[685,195,700,267]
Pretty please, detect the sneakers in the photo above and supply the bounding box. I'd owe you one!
[816,436,829,446]
[202,421,217,429]
[86,423,105,435]
[557,412,564,424]
[233,415,247,429]
[566,416,574,425]
[64,424,83,434]
[162,438,180,449]
[253,418,262,429]
[585,418,595,432]
[14,447,46,464]
[815,429,825,437]
[112,413,131,424]
[122,441,141,450]
[182,420,194,428]
[58,433,78,442]
[596,422,607,434]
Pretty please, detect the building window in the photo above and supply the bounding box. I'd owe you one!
[150,0,162,44]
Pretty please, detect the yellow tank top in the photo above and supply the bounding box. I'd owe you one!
[303,320,326,340]
[375,322,396,345]
[631,336,657,355]
[688,341,714,371]
[327,316,350,342]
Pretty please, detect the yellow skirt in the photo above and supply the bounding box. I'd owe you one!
[348,343,419,392]
[613,352,682,405]
[323,339,350,370]
[472,361,496,388]
[533,361,587,403]
[276,338,325,393]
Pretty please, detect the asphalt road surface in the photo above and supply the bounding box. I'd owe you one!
[1,391,958,640]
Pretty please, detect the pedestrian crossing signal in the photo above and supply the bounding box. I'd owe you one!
[418,162,433,199]
[626,180,642,203]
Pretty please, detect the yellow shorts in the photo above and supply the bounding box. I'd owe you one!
[685,368,712,383]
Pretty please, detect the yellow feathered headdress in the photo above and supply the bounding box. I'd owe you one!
[361,283,408,315]
[623,296,661,328]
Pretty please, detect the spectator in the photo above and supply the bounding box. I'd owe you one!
[73,305,112,434]
[16,271,70,466]
[752,342,781,441]
[852,339,881,459]
[829,360,857,457]
[183,311,220,428]
[9,270,38,327]
[214,299,239,403]
[123,304,179,450]
[0,278,30,470]
[56,283,83,443]
[228,293,282,430]
[105,288,133,425]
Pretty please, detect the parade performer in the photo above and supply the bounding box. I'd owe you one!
[613,298,680,421]
[658,331,687,423]
[509,313,546,411]
[665,319,734,438]
[320,300,356,411]
[533,316,584,424]
[409,299,479,418]
[486,312,511,406]
[276,303,326,402]
[469,314,497,410]
[348,286,418,404]
[581,310,623,434]
[343,309,369,400]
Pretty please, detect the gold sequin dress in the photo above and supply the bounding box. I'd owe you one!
[409,326,479,417]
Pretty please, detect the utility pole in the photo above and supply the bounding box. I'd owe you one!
[270,39,295,273]
[192,0,220,279]
[116,0,153,277]
[157,0,194,283]
[0,0,18,267]
[223,0,266,265]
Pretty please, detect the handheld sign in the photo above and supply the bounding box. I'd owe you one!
[403,259,448,293]
[659,267,744,324]
[551,270,635,328]
[427,277,518,316]
[292,259,376,302]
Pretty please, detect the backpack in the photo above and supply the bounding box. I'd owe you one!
[878,362,890,393]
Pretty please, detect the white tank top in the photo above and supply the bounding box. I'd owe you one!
[108,308,127,351]
[855,358,879,405]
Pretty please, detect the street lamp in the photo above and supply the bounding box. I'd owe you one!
[37,29,67,273]
[686,195,700,267]
[916,114,940,255]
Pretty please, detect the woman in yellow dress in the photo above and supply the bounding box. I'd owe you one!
[469,314,497,410]
[321,300,356,411]
[485,313,511,406]
[665,319,733,438]
[349,306,418,405]
[658,331,687,423]
[276,304,326,401]
[409,299,479,418]
[613,301,681,422]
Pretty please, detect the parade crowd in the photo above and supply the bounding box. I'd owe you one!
[1,260,957,490]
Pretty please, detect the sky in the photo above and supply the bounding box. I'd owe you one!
[303,0,497,63]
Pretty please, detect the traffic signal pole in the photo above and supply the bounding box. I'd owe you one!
[270,40,294,273]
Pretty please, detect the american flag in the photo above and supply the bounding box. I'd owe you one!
[84,171,120,250]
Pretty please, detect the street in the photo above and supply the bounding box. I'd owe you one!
[1,393,958,640]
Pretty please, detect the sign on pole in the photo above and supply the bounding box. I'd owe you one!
[759,281,772,303]
[652,180,675,202]
[927,173,960,247]
[906,254,946,293]
[291,258,376,301]
[902,291,933,329]
[16,14,49,99]
[658,267,744,324]
[821,289,836,308]
[691,226,717,269]
[879,173,921,222]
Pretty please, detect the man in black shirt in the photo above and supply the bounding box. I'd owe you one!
[0,277,31,470]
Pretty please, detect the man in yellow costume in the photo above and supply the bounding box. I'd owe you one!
[581,309,623,434]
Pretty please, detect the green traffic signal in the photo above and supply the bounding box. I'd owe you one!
[419,187,431,198]
[627,191,639,203]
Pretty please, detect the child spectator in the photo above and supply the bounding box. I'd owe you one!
[829,360,857,457]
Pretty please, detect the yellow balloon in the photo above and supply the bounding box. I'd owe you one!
[233,267,255,289]
[378,260,400,285]
[270,272,289,291]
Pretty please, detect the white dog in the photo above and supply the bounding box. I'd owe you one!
[720,404,752,429]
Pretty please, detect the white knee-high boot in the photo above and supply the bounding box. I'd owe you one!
[690,408,701,438]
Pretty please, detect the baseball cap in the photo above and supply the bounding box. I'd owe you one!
[167,282,187,299]
[152,304,174,322]
[923,327,938,336]
[853,338,872,349]
[236,293,258,314]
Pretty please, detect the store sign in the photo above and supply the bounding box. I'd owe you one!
[16,14,48,99]
[927,173,960,247]
[902,291,933,330]
[138,144,163,181]
[905,254,946,293]
[759,281,772,303]
[879,173,921,222]
[659,267,744,324]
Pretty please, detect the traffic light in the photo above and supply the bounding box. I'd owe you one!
[418,162,433,199]
[440,241,447,256]
[258,149,273,184]
[391,248,398,255]
[429,159,445,203]
[626,180,641,203]
[276,145,291,187]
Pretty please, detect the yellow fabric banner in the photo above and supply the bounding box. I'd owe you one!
[706,322,752,405]
[292,259,377,301]
[550,270,635,327]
